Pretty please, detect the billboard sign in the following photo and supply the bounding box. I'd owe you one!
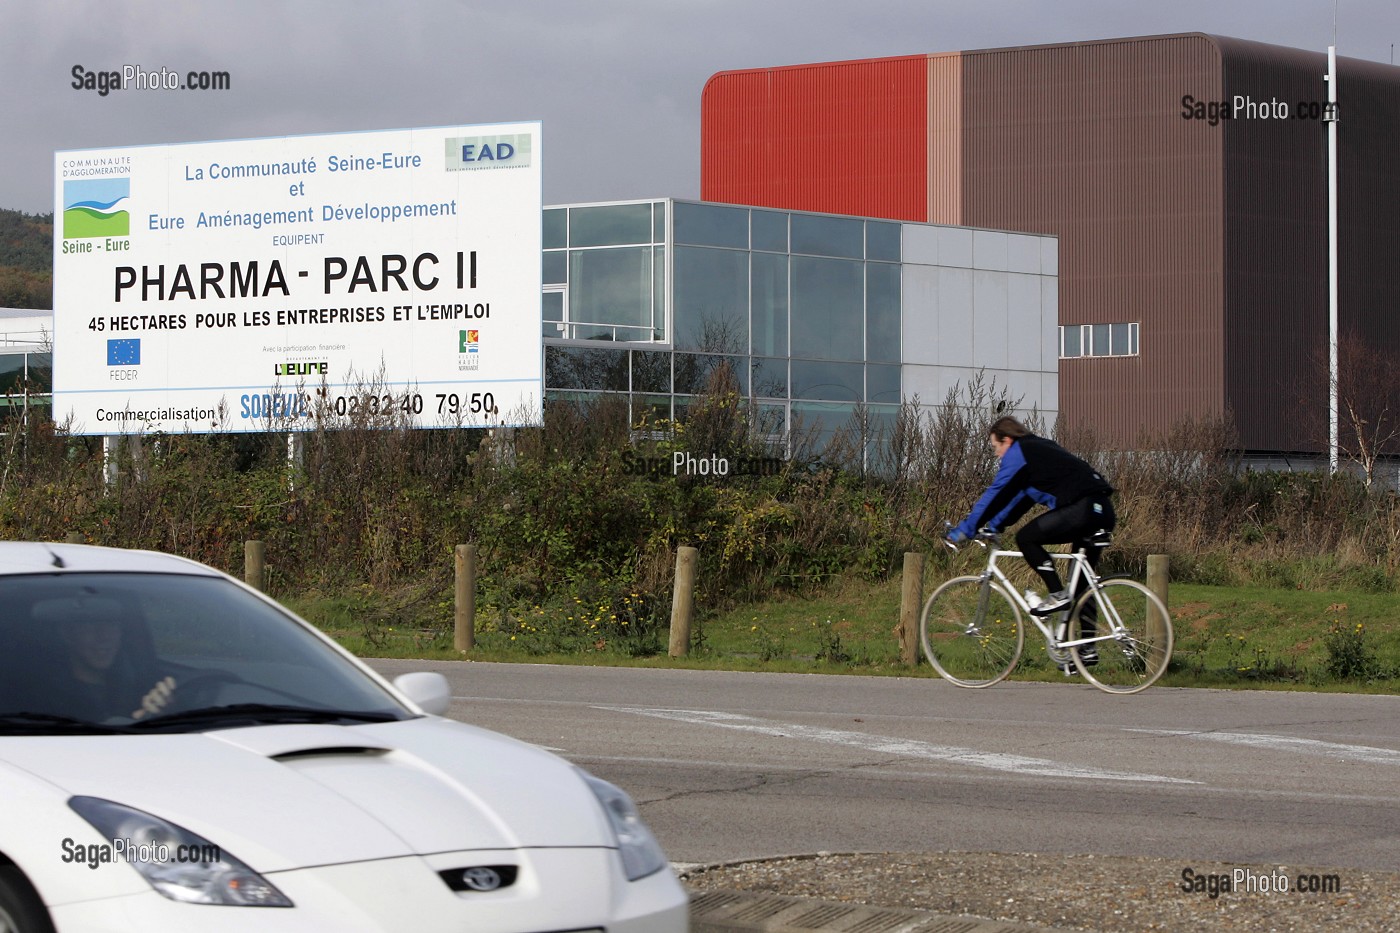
[53,122,542,434]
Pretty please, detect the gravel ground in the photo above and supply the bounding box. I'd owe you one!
[681,852,1400,932]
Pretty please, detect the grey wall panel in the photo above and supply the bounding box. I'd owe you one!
[901,264,941,365]
[1007,234,1042,274]
[937,226,974,267]
[935,267,975,365]
[1006,273,1045,372]
[972,230,1009,271]
[971,270,1011,369]
[902,224,940,265]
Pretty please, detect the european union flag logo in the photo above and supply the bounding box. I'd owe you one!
[107,338,140,366]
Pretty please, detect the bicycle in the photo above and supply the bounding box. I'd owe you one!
[919,530,1173,694]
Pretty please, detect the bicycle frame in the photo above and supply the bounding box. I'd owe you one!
[969,544,1115,652]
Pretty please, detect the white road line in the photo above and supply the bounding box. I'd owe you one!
[1129,729,1400,765]
[602,707,1198,784]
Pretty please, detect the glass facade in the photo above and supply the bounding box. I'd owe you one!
[0,348,51,410]
[541,199,904,452]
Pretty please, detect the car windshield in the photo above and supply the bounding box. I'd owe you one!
[0,572,410,733]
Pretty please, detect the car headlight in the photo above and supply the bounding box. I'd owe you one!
[580,773,668,881]
[67,797,293,907]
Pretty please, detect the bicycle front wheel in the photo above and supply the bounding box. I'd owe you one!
[920,576,1024,687]
[1069,579,1173,694]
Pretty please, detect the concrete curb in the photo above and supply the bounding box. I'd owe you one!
[688,889,1074,933]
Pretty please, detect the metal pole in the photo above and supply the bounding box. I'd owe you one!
[1326,44,1340,473]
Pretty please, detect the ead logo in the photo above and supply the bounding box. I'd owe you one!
[444,134,532,172]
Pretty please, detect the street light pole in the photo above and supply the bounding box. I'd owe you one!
[1325,44,1340,474]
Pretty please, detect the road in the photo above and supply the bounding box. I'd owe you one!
[368,660,1400,872]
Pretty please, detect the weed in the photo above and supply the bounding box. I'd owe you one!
[1324,617,1379,680]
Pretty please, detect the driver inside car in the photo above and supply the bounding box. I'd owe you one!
[42,598,178,723]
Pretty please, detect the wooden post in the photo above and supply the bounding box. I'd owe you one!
[1147,553,1169,639]
[455,544,477,651]
[669,546,698,658]
[244,540,265,591]
[899,552,925,666]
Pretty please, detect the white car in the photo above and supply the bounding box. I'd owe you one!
[0,543,689,932]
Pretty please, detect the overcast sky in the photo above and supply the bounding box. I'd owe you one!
[3,0,1396,215]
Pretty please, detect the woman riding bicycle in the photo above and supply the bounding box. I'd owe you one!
[946,416,1115,623]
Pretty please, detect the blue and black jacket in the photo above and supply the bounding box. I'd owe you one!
[952,434,1113,538]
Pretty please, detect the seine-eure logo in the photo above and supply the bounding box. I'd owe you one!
[64,178,130,239]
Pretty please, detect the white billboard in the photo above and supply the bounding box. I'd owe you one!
[53,122,542,434]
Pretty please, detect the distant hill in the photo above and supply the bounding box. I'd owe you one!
[0,209,53,309]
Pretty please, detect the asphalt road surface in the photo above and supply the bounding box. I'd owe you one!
[368,660,1400,873]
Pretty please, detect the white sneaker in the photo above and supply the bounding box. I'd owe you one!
[1030,590,1070,616]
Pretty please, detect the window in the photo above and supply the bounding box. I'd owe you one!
[569,204,654,247]
[673,247,748,352]
[567,248,653,339]
[1059,323,1138,358]
[791,256,863,361]
[674,202,748,249]
[791,213,864,259]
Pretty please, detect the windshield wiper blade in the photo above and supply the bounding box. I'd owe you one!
[0,712,125,735]
[131,703,400,730]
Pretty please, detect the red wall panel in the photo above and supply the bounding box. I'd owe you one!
[701,56,929,221]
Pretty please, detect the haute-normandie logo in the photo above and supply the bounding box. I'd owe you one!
[458,329,480,371]
[64,178,130,239]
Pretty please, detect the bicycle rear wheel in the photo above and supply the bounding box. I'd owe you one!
[1068,579,1173,694]
[920,576,1024,687]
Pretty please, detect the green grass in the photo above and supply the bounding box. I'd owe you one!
[285,574,1400,693]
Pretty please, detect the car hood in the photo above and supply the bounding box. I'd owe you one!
[0,716,614,873]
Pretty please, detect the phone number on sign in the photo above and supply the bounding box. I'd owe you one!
[239,391,498,420]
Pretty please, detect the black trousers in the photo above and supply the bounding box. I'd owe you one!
[1015,496,1116,609]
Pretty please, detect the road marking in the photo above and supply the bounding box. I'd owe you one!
[1129,729,1400,765]
[603,707,1198,784]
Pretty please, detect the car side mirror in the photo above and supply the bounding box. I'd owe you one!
[392,672,451,716]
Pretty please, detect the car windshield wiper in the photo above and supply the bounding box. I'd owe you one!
[131,703,401,731]
[0,712,126,735]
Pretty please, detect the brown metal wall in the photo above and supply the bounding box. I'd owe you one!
[1217,38,1400,452]
[926,52,962,224]
[956,35,1226,445]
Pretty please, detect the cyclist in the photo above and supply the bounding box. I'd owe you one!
[946,416,1116,658]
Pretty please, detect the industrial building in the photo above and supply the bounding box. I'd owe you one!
[540,198,1058,454]
[700,33,1400,454]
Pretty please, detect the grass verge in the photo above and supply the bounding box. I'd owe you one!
[285,574,1400,693]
